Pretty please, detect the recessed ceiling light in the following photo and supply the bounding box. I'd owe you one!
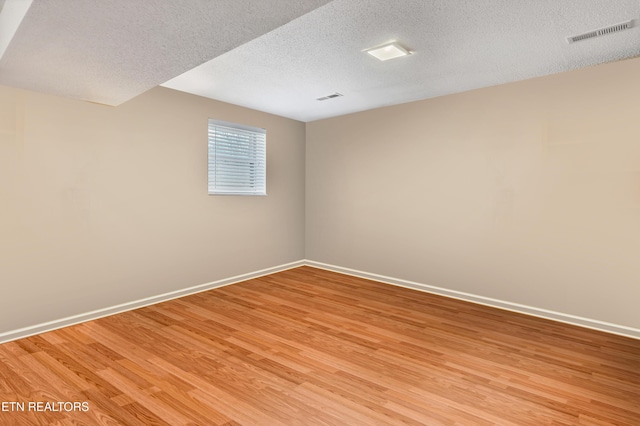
[365,41,412,61]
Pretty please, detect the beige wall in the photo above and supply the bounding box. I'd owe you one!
[306,58,640,329]
[0,86,305,333]
[3,58,640,335]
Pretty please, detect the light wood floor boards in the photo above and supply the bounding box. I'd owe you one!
[1,266,639,425]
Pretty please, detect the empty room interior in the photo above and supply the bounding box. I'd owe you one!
[1,0,640,425]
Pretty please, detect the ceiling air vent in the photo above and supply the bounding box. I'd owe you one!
[567,19,635,43]
[316,92,343,101]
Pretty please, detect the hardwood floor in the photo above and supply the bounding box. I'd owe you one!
[1,266,639,425]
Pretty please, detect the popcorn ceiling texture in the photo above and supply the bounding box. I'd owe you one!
[163,0,640,121]
[0,0,331,106]
[1,0,639,119]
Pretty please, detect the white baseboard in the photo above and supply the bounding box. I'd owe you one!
[0,260,305,344]
[304,260,640,340]
[3,259,638,343]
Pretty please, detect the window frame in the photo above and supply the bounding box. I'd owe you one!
[207,118,267,196]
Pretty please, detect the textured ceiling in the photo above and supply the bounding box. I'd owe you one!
[0,0,331,105]
[163,0,640,121]
[1,1,639,120]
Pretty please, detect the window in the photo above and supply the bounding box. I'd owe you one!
[208,119,266,196]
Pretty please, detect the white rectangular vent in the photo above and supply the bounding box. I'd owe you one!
[567,20,635,43]
[316,92,343,101]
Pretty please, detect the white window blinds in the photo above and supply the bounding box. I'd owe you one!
[208,119,266,196]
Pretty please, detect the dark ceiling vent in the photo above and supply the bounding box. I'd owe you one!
[316,92,343,101]
[567,19,635,43]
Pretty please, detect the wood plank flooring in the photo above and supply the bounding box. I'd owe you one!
[1,266,639,425]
